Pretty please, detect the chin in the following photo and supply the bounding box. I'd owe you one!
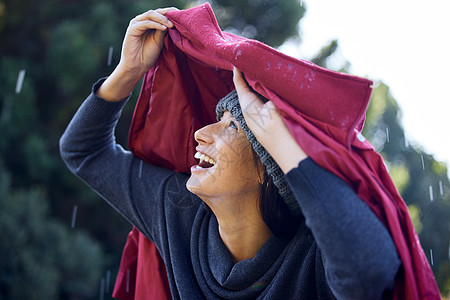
[186,174,205,197]
[186,174,217,202]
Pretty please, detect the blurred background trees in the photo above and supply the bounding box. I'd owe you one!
[0,0,448,298]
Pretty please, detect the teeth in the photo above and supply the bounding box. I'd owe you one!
[194,151,216,165]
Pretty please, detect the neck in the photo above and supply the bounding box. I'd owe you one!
[200,186,272,263]
[218,215,272,263]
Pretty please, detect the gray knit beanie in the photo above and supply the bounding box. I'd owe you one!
[215,90,301,216]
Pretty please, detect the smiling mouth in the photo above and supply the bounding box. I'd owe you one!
[194,151,216,169]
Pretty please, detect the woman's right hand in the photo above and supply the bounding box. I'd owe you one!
[97,7,178,101]
[119,7,178,76]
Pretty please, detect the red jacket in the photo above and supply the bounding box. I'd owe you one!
[113,3,440,299]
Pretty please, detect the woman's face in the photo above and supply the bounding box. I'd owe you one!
[186,111,263,206]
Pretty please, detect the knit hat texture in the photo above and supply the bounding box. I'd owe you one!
[215,90,301,215]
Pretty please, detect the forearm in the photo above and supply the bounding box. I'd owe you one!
[96,64,146,102]
[60,79,183,241]
[60,78,129,167]
[286,159,400,299]
[59,79,145,230]
[261,125,307,174]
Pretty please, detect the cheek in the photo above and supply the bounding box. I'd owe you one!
[228,140,261,183]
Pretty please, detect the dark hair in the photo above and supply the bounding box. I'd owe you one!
[252,151,302,240]
[259,171,302,240]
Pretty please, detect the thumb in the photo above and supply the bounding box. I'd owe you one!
[233,67,252,97]
[233,67,265,115]
[153,28,168,49]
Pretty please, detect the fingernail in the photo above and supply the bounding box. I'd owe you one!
[167,20,174,27]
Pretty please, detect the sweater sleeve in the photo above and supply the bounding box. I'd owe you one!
[59,79,181,241]
[285,158,400,300]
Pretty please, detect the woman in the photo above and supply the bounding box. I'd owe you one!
[60,7,400,299]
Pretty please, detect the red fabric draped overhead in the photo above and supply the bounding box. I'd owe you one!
[113,3,440,299]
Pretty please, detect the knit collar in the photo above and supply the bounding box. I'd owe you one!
[190,207,309,298]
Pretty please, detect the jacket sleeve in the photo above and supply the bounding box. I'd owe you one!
[59,79,179,241]
[285,158,400,300]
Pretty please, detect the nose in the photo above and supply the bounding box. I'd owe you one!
[194,123,215,145]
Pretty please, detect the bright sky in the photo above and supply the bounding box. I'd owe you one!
[279,0,450,171]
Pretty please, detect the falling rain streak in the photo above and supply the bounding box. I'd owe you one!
[106,270,111,293]
[429,186,434,201]
[126,268,130,293]
[430,249,434,266]
[107,46,114,66]
[99,278,105,300]
[15,70,26,94]
[421,155,425,171]
[404,138,409,148]
[139,160,143,179]
[71,205,78,228]
[385,128,389,143]
[439,181,444,196]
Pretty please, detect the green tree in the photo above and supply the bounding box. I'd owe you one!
[1,0,306,297]
[0,165,104,299]
[364,82,450,295]
[311,44,450,295]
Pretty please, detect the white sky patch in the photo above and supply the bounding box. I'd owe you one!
[280,0,450,171]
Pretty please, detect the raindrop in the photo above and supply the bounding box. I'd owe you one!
[15,69,26,94]
[429,249,434,266]
[235,49,242,60]
[107,46,114,66]
[277,61,282,69]
[439,181,443,196]
[385,127,390,143]
[99,278,105,300]
[71,205,78,228]
[139,160,143,179]
[421,155,425,171]
[126,268,130,293]
[105,270,111,293]
[429,186,434,201]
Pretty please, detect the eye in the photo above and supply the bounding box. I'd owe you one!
[228,120,238,130]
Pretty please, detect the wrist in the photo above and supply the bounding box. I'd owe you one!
[115,62,148,80]
[263,130,308,174]
[96,65,145,102]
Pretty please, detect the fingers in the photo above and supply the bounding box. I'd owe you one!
[232,67,250,96]
[129,20,169,34]
[233,67,264,113]
[133,8,177,29]
[155,7,179,16]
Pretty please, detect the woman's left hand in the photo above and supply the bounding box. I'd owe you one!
[233,67,308,173]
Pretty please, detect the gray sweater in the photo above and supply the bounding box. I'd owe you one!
[60,80,400,299]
